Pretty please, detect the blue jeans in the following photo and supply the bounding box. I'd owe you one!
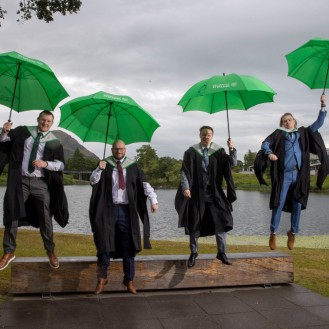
[270,170,301,234]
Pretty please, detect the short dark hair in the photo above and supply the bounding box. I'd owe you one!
[38,110,54,120]
[199,125,214,133]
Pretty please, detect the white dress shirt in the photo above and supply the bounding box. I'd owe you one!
[0,130,64,177]
[90,162,158,205]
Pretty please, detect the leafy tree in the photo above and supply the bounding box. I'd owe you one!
[156,156,182,186]
[0,0,82,27]
[135,145,159,182]
[243,149,257,170]
[0,6,6,24]
[232,159,244,173]
[84,157,99,171]
[67,148,85,170]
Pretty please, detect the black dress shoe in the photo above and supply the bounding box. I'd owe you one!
[216,252,232,265]
[187,252,198,268]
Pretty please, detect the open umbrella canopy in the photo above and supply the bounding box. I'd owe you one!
[0,51,69,121]
[285,38,329,91]
[59,91,160,158]
[178,73,276,112]
[178,73,276,137]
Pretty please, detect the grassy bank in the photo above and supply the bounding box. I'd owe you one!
[1,172,329,192]
[232,172,329,192]
[0,229,328,302]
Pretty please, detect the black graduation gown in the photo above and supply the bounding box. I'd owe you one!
[175,146,236,237]
[254,127,329,211]
[0,126,69,228]
[89,162,151,257]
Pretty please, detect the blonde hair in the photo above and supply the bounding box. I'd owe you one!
[280,113,297,128]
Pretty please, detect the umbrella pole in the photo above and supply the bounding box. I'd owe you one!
[103,143,107,160]
[8,63,21,122]
[224,90,234,150]
[103,103,112,159]
[224,91,231,139]
[322,62,329,95]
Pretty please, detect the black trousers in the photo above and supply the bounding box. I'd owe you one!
[97,204,135,282]
[189,202,226,254]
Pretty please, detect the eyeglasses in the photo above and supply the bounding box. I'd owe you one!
[112,148,126,151]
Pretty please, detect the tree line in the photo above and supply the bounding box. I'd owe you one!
[66,145,183,188]
[66,145,258,187]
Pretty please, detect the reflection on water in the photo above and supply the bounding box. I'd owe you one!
[0,186,328,239]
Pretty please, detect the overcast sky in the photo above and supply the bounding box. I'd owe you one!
[1,0,328,161]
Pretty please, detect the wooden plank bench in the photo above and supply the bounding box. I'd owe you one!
[10,252,293,294]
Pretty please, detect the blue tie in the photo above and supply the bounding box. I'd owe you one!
[203,147,209,168]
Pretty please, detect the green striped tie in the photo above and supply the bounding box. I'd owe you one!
[28,133,42,173]
[203,147,209,168]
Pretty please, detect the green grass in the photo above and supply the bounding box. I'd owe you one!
[232,172,329,192]
[1,172,329,192]
[0,228,329,302]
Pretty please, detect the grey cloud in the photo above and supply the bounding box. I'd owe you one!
[0,0,328,160]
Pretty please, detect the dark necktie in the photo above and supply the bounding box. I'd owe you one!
[117,161,125,190]
[203,147,209,168]
[28,132,43,173]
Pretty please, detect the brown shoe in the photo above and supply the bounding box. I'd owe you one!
[47,251,59,269]
[269,233,276,250]
[123,281,137,294]
[0,253,16,271]
[287,230,295,250]
[95,278,108,295]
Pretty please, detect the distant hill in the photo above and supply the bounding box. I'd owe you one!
[52,130,99,160]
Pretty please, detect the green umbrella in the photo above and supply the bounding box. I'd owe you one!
[59,91,160,158]
[0,51,69,121]
[285,38,329,93]
[178,73,276,138]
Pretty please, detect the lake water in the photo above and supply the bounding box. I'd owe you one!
[0,186,328,239]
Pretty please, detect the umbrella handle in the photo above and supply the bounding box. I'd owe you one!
[226,108,231,139]
[2,120,12,134]
[227,137,234,151]
[321,91,326,108]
